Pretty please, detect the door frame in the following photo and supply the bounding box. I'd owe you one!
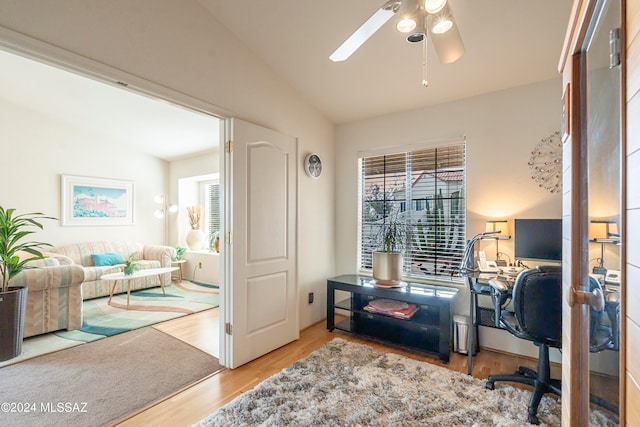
[559,0,627,424]
[0,25,234,364]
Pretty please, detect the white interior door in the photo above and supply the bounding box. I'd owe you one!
[221,118,298,369]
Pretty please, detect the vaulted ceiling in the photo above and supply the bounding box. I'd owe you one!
[0,1,573,161]
[197,0,573,124]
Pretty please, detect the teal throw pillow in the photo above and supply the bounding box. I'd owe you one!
[91,252,125,266]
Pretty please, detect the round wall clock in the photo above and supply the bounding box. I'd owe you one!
[304,153,322,179]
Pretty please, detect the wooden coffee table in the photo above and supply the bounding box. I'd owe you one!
[102,266,178,310]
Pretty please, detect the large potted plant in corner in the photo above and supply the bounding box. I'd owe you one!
[372,210,412,286]
[0,206,55,361]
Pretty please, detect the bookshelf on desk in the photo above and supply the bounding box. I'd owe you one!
[327,274,459,363]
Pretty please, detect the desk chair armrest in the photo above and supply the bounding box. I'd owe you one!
[488,278,510,292]
[489,279,512,328]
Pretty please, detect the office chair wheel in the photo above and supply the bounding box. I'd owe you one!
[528,409,540,425]
[485,379,495,390]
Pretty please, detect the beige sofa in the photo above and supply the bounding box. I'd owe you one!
[49,241,176,300]
[9,253,85,338]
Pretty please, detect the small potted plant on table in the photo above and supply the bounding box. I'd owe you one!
[123,252,141,275]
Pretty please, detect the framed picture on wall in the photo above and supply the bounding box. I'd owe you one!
[61,175,135,226]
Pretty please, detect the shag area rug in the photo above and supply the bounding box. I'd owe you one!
[194,338,618,427]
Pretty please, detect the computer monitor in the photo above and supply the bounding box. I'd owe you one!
[514,219,562,262]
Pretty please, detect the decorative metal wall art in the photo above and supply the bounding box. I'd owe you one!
[528,131,562,194]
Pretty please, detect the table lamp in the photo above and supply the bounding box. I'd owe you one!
[589,220,619,274]
[485,220,510,265]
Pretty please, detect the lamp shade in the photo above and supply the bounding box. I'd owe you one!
[425,0,447,14]
[485,220,509,237]
[589,220,618,241]
[427,5,464,64]
[396,0,421,33]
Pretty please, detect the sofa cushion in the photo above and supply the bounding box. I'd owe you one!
[50,242,145,267]
[91,252,125,266]
[15,250,60,268]
[83,265,123,282]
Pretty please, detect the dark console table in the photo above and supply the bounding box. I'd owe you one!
[327,274,459,363]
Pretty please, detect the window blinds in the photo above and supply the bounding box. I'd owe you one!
[205,182,220,239]
[359,143,466,282]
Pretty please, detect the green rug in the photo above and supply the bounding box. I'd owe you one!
[56,280,219,342]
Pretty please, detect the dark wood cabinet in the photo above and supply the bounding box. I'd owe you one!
[327,274,459,362]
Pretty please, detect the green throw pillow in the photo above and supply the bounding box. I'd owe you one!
[91,252,125,266]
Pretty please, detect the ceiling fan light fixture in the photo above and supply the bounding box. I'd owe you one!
[424,0,447,14]
[405,8,425,43]
[397,17,417,33]
[407,32,425,43]
[431,18,453,34]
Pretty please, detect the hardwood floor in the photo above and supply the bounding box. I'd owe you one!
[116,309,618,426]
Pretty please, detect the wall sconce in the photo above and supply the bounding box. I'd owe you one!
[484,220,510,264]
[154,195,178,245]
[589,220,619,273]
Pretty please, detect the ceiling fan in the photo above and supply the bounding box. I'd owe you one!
[329,0,464,87]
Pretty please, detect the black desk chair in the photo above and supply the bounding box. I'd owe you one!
[485,265,562,424]
[485,267,618,423]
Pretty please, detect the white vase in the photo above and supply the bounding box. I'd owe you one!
[186,229,205,251]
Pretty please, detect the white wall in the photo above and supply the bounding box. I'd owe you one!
[335,78,563,358]
[0,97,167,246]
[169,150,220,248]
[182,251,220,286]
[0,0,335,329]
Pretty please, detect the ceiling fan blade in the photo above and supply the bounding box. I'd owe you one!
[329,2,400,62]
[427,4,465,64]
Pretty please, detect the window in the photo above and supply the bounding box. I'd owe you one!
[203,180,220,241]
[359,142,466,282]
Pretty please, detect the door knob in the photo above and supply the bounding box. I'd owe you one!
[570,285,604,312]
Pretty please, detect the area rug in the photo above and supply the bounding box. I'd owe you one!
[0,327,223,427]
[194,338,618,427]
[56,280,219,342]
[0,280,219,368]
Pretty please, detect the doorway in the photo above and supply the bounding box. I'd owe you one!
[0,45,226,359]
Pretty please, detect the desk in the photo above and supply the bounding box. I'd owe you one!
[327,275,458,363]
[463,272,515,375]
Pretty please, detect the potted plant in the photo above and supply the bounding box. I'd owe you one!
[372,210,412,286]
[208,231,220,253]
[174,245,187,261]
[123,252,141,275]
[0,206,55,361]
